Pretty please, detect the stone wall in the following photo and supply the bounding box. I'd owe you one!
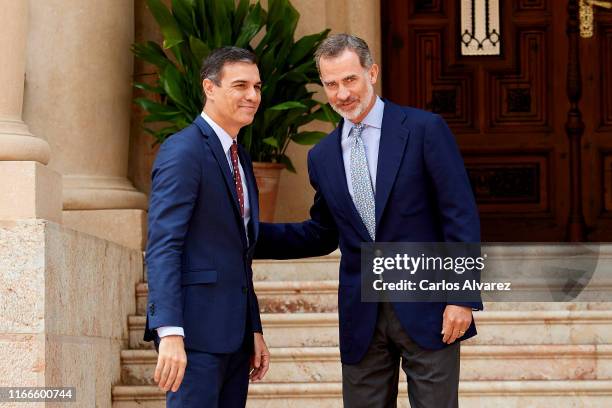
[0,221,142,407]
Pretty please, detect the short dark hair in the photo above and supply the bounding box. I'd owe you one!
[314,33,373,72]
[200,47,257,101]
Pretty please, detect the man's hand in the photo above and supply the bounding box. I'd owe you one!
[250,333,270,381]
[441,305,473,344]
[155,335,187,392]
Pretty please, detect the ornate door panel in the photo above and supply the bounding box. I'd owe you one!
[582,9,612,241]
[382,0,612,241]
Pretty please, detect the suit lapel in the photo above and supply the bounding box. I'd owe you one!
[194,116,246,240]
[328,122,373,242]
[375,102,410,226]
[238,144,259,245]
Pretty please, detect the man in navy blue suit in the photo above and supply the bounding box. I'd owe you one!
[256,34,482,407]
[144,47,270,407]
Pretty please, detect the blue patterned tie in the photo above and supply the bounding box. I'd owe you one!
[349,123,376,240]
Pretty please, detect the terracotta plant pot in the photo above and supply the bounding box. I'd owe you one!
[252,162,285,222]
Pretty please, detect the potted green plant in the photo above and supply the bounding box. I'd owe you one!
[132,0,339,220]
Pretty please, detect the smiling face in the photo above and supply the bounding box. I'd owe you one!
[319,49,379,123]
[203,61,261,137]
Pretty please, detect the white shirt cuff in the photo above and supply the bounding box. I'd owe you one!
[156,326,185,338]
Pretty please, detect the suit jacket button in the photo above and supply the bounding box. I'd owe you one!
[149,304,155,315]
[242,286,248,294]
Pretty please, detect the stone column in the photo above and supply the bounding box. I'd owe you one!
[23,0,147,249]
[0,0,62,223]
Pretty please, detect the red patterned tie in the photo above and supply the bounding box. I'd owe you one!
[230,140,244,217]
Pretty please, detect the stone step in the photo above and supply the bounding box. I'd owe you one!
[128,310,612,350]
[120,344,612,386]
[142,251,341,284]
[136,280,339,315]
[135,279,612,315]
[112,380,612,408]
[252,253,341,281]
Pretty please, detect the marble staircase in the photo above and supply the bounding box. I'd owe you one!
[112,252,612,407]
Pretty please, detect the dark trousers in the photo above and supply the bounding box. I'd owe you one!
[342,303,460,408]
[165,330,253,408]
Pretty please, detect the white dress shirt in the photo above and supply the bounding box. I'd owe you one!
[341,96,385,199]
[157,112,251,339]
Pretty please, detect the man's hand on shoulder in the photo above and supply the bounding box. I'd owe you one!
[250,332,270,381]
[155,335,187,392]
[441,305,473,344]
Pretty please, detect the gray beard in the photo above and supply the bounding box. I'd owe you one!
[331,84,375,123]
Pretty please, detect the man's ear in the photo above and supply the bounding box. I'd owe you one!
[369,63,380,85]
[202,78,215,100]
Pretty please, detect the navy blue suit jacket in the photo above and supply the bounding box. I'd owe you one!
[144,115,262,354]
[256,101,482,364]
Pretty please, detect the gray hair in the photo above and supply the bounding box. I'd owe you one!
[314,33,374,72]
[200,46,256,101]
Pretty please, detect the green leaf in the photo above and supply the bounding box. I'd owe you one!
[276,39,294,70]
[280,70,309,83]
[302,98,318,109]
[194,0,210,42]
[241,124,253,152]
[269,101,307,111]
[320,103,341,125]
[209,0,233,47]
[288,29,330,66]
[160,65,190,111]
[309,109,328,122]
[263,108,282,130]
[146,0,184,49]
[131,42,171,70]
[267,0,298,39]
[188,36,210,64]
[258,46,278,81]
[235,3,266,48]
[143,126,162,140]
[278,154,296,173]
[221,0,235,43]
[262,137,280,148]
[291,60,316,75]
[133,81,164,94]
[290,106,332,128]
[171,0,196,37]
[175,115,192,129]
[134,97,173,113]
[143,112,183,123]
[291,131,327,145]
[233,0,250,40]
[143,124,180,141]
[255,18,283,56]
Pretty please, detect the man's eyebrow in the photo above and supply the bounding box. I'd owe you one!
[323,75,357,84]
[230,79,263,86]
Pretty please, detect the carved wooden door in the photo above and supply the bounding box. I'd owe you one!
[382,0,612,241]
[581,2,612,241]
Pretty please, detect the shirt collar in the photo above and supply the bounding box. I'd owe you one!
[345,96,384,131]
[201,111,235,154]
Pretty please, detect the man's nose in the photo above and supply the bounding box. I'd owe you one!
[245,86,258,101]
[337,85,350,101]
